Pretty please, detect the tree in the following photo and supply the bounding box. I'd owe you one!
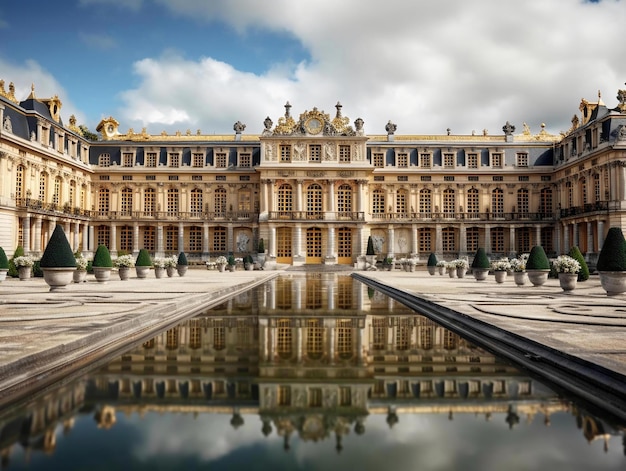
[79,124,99,141]
[568,246,589,281]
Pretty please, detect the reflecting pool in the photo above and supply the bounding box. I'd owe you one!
[1,274,625,470]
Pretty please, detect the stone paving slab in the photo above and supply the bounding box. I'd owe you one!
[357,270,626,377]
[0,269,278,406]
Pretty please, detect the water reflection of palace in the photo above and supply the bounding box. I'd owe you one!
[1,275,624,463]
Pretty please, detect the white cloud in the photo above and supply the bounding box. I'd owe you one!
[115,0,626,135]
[0,58,86,125]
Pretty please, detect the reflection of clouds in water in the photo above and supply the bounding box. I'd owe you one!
[132,413,264,461]
[126,411,623,470]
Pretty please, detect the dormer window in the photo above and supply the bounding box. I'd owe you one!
[99,153,111,167]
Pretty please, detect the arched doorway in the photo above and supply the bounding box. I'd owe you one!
[306,227,323,264]
[277,227,293,264]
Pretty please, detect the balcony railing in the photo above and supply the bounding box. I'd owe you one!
[15,198,91,218]
[92,210,258,222]
[370,211,556,222]
[268,211,365,221]
[559,201,609,218]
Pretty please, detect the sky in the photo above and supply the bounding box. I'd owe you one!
[1,0,625,138]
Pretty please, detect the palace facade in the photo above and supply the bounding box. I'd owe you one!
[1,80,626,267]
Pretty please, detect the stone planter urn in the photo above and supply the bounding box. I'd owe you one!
[228,265,236,272]
[473,268,489,281]
[558,272,578,292]
[438,266,445,275]
[494,270,507,283]
[118,267,131,281]
[177,265,188,277]
[136,266,150,279]
[73,270,87,283]
[427,265,436,276]
[526,269,549,287]
[93,267,112,283]
[18,266,32,280]
[447,267,456,278]
[42,267,76,291]
[245,264,254,271]
[456,267,467,278]
[513,271,527,286]
[0,269,7,282]
[217,264,226,272]
[598,271,626,296]
[155,267,165,278]
[166,266,176,277]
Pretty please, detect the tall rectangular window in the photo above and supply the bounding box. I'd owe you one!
[420,153,431,168]
[339,145,351,163]
[192,153,204,168]
[98,154,110,167]
[145,152,157,167]
[309,145,321,162]
[373,153,384,168]
[467,153,478,169]
[397,153,408,168]
[215,153,227,168]
[239,153,251,167]
[122,153,133,167]
[491,153,502,168]
[169,153,180,168]
[280,145,291,163]
[444,153,455,169]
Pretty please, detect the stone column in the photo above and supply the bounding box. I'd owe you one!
[227,224,234,253]
[34,217,42,252]
[387,226,395,257]
[22,216,31,252]
[328,180,335,212]
[573,222,579,248]
[435,224,443,254]
[484,225,491,255]
[296,180,303,212]
[411,224,418,255]
[357,180,366,213]
[294,224,302,258]
[586,222,593,253]
[509,226,516,255]
[73,221,80,251]
[598,220,605,249]
[133,222,139,254]
[157,225,164,256]
[203,222,209,256]
[563,223,570,251]
[459,224,467,255]
[178,222,184,254]
[296,326,303,363]
[270,226,277,257]
[327,320,336,365]
[555,224,561,255]
[110,224,117,253]
[82,222,89,254]
[89,225,95,251]
[535,225,541,249]
[327,226,335,260]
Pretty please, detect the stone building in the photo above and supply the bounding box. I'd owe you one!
[1,79,625,267]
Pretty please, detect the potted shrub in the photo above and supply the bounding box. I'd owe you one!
[14,254,35,280]
[383,257,394,271]
[454,258,469,278]
[135,248,152,278]
[510,254,528,286]
[491,258,511,283]
[92,244,113,283]
[227,254,236,272]
[257,238,266,269]
[8,245,24,278]
[153,257,167,278]
[164,255,178,277]
[0,247,8,282]
[215,255,228,272]
[436,260,446,275]
[39,225,77,291]
[177,251,189,277]
[552,255,581,292]
[426,253,438,276]
[114,254,135,280]
[526,245,550,286]
[74,251,88,283]
[446,261,456,278]
[597,227,626,295]
[244,254,254,270]
[471,248,490,281]
[568,246,589,282]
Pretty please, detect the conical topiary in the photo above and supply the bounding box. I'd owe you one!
[177,251,188,265]
[471,248,490,269]
[136,248,152,267]
[568,246,589,281]
[427,253,438,267]
[366,236,375,256]
[597,227,626,271]
[0,247,8,269]
[93,245,113,267]
[8,245,25,277]
[258,238,265,253]
[526,245,550,270]
[40,225,76,267]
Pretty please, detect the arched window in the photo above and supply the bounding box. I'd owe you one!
[491,188,504,216]
[307,183,323,218]
[214,188,227,214]
[167,188,179,215]
[337,184,352,214]
[396,189,408,215]
[190,188,203,215]
[277,184,293,213]
[52,177,62,206]
[466,187,479,214]
[419,189,431,214]
[443,188,455,214]
[121,187,133,214]
[372,189,385,214]
[16,165,24,200]
[540,188,552,216]
[98,188,110,214]
[517,188,529,214]
[144,188,155,215]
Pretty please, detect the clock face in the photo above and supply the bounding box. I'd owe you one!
[305,117,322,135]
[107,125,114,134]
